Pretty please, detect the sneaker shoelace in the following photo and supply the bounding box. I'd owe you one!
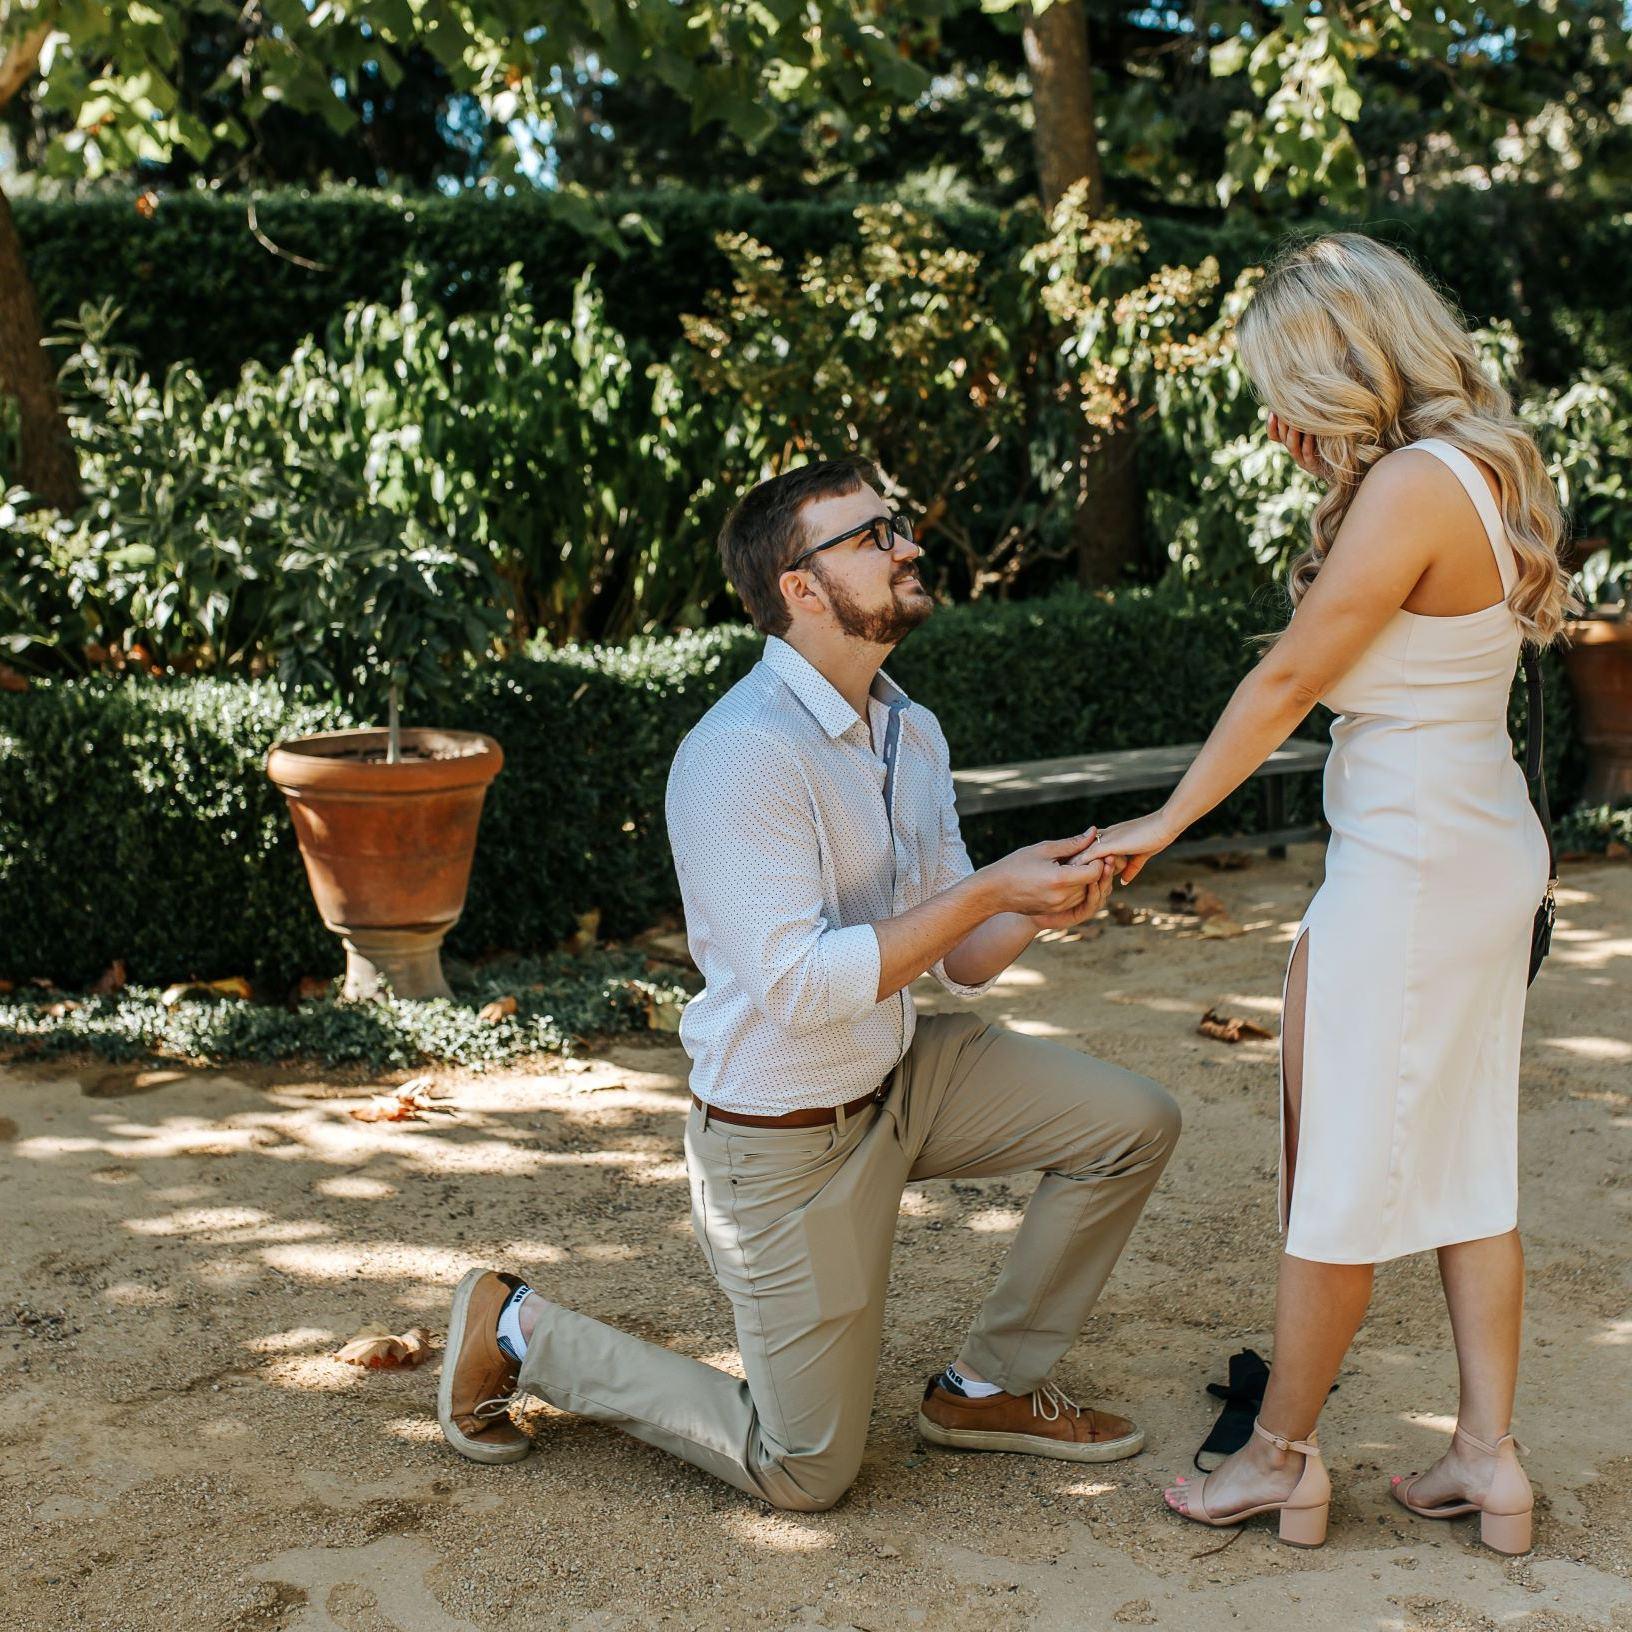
[1031,1380,1083,1422]
[473,1388,518,1422]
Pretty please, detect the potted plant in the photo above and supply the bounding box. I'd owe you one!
[264,516,511,1000]
[1540,368,1632,804]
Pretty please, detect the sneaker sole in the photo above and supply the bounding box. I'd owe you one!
[437,1267,532,1465]
[917,1411,1146,1463]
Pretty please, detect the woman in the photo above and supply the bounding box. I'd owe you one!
[1080,233,1573,1553]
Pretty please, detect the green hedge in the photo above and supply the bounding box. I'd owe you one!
[15,185,1628,392]
[0,586,1583,991]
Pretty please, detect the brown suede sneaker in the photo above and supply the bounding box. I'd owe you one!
[436,1267,533,1464]
[918,1374,1145,1463]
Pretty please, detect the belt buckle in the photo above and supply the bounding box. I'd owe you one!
[871,1078,890,1105]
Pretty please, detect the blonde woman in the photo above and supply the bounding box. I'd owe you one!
[1080,233,1573,1552]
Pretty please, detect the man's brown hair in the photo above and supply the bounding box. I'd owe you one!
[717,457,881,636]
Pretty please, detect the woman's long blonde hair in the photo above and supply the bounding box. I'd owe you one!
[1236,232,1576,645]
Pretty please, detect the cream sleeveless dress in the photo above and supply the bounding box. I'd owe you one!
[1279,438,1551,1265]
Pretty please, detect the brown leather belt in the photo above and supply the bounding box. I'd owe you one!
[691,1079,890,1128]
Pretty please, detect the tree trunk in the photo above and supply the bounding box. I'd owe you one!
[1024,1,1142,587]
[0,182,80,510]
[1023,0,1103,216]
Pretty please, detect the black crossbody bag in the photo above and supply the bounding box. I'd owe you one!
[1522,647,1558,985]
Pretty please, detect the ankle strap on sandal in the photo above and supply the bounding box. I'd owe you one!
[1252,1417,1321,1457]
[1453,1423,1522,1457]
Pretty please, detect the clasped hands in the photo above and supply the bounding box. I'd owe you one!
[983,807,1181,932]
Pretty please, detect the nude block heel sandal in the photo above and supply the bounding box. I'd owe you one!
[1164,1418,1331,1548]
[1390,1424,1534,1556]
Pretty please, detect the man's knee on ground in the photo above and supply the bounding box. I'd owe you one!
[764,1448,863,1513]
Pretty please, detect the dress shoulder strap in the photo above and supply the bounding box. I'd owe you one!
[1404,438,1517,596]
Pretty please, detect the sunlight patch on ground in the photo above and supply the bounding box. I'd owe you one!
[244,1327,339,1354]
[1540,1034,1632,1061]
[261,1355,370,1393]
[124,1206,328,1245]
[1591,1320,1631,1348]
[314,1174,399,1198]
[994,965,1046,987]
[1399,1412,1457,1437]
[963,1207,1024,1234]
[492,1240,571,1264]
[101,1280,176,1307]
[719,1511,834,1551]
[1552,933,1632,972]
[381,1416,445,1444]
[258,1242,465,1283]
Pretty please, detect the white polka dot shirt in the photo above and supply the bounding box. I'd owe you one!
[664,634,998,1114]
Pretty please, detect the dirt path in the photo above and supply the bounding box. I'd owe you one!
[3,846,1628,1632]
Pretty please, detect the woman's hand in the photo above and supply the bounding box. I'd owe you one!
[1268,412,1329,481]
[1071,809,1182,886]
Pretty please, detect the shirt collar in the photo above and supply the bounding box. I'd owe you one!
[763,635,911,739]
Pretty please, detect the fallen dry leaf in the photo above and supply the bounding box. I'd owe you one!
[44,1000,81,1017]
[347,1075,451,1123]
[478,994,518,1024]
[90,959,128,996]
[27,976,55,990]
[333,1325,433,1369]
[1197,852,1253,871]
[1608,841,1630,861]
[0,665,29,693]
[1199,916,1245,939]
[0,978,13,995]
[1169,884,1228,919]
[293,975,332,1003]
[1198,1008,1274,1044]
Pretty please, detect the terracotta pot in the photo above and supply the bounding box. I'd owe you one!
[266,728,504,1000]
[1559,616,1632,805]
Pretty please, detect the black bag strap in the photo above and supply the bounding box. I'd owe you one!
[1522,646,1557,885]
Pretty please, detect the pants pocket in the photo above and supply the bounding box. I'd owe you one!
[689,1168,721,1279]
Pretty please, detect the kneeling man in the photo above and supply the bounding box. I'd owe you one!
[438,459,1180,1511]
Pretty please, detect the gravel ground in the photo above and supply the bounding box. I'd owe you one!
[2,844,1628,1632]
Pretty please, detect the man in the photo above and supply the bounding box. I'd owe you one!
[437,458,1180,1511]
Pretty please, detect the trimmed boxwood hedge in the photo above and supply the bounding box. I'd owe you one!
[15,185,1627,391]
[0,585,1583,991]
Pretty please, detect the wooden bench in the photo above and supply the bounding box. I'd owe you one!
[952,739,1329,860]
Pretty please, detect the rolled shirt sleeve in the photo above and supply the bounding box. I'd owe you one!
[666,727,883,1036]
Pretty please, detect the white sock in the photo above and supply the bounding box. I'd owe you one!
[944,1362,1003,1398]
[495,1283,533,1363]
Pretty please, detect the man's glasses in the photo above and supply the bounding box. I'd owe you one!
[786,512,916,573]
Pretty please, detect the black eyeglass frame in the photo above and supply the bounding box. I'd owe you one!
[785,512,916,573]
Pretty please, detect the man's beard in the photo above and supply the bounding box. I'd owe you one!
[815,562,934,646]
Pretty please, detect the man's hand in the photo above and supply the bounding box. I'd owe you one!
[975,830,1107,920]
[1029,852,1122,931]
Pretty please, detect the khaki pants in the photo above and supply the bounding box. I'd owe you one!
[514,1011,1179,1511]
